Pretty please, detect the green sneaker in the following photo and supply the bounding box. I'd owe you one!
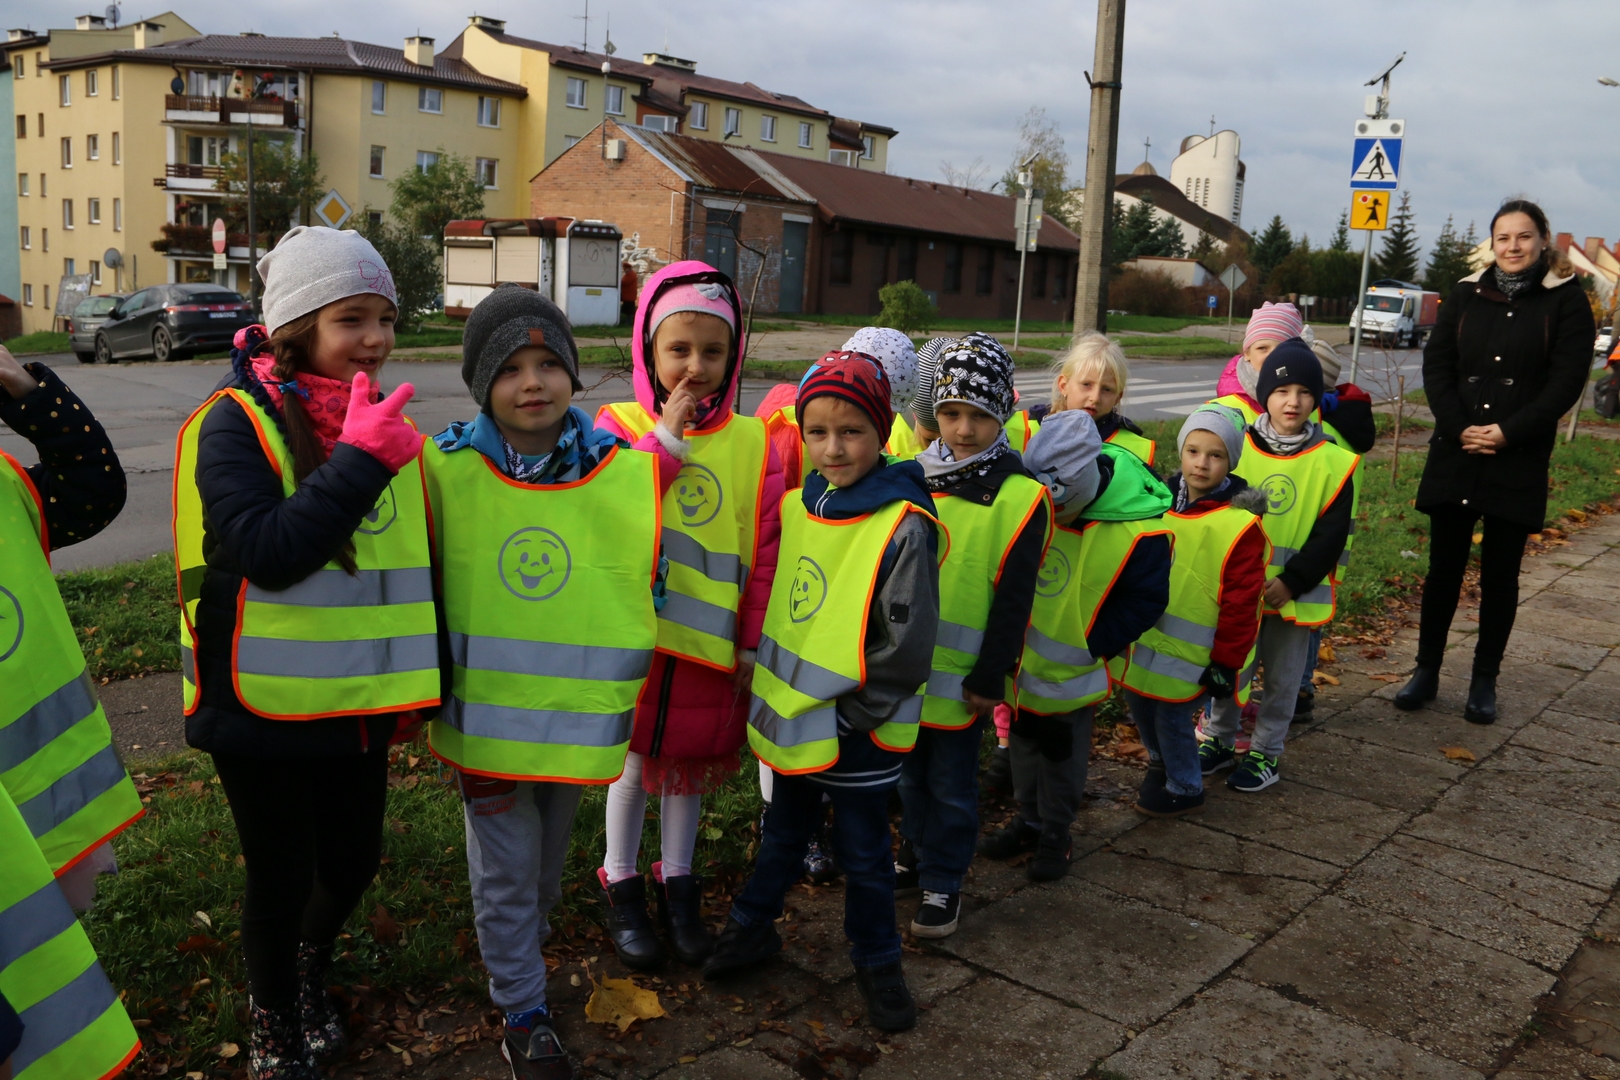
[1198,739,1237,775]
[1227,751,1281,792]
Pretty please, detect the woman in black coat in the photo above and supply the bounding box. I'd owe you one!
[1396,200,1595,723]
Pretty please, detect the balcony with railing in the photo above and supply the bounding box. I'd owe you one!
[164,94,299,127]
[154,161,228,192]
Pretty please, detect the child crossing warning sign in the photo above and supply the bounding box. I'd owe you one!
[1351,191,1390,231]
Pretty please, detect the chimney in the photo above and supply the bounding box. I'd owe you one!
[131,20,164,48]
[642,52,696,72]
[1585,237,1604,262]
[468,14,506,32]
[404,35,435,67]
[75,14,107,30]
[7,29,30,42]
[1555,232,1574,254]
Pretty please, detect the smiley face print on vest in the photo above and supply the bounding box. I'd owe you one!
[1258,473,1298,516]
[788,556,828,623]
[673,463,723,528]
[0,585,22,662]
[356,482,398,536]
[498,527,573,601]
[1035,547,1072,598]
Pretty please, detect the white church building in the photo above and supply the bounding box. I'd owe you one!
[1109,127,1251,253]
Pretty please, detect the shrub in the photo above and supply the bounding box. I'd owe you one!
[877,279,938,334]
[1107,268,1188,317]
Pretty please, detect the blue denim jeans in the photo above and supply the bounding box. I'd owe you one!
[898,715,985,894]
[729,736,903,969]
[1299,626,1322,697]
[1125,691,1205,797]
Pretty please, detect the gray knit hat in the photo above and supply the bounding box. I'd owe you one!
[1178,405,1245,466]
[256,225,397,334]
[911,336,955,431]
[462,283,580,407]
[1023,409,1102,513]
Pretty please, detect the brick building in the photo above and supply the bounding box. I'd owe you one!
[530,119,1079,320]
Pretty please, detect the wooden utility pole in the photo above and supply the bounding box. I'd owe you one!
[1074,0,1126,333]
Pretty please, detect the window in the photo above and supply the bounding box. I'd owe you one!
[36,113,43,137]
[975,247,994,295]
[723,107,741,136]
[64,258,75,276]
[565,78,586,109]
[34,53,42,76]
[13,115,22,138]
[760,115,776,142]
[39,174,46,197]
[111,132,120,164]
[367,211,383,226]
[942,243,963,293]
[17,174,27,196]
[416,150,440,173]
[371,80,386,113]
[477,95,501,126]
[22,285,32,305]
[564,135,581,148]
[476,157,497,188]
[640,115,675,133]
[799,121,812,149]
[60,137,71,168]
[90,260,101,284]
[19,227,29,250]
[111,65,119,99]
[86,69,98,96]
[1053,256,1068,300]
[1033,253,1048,298]
[63,199,73,229]
[604,85,624,116]
[113,198,121,230]
[59,74,70,106]
[896,236,917,282]
[828,231,854,285]
[12,56,20,78]
[88,197,100,223]
[862,135,875,159]
[369,145,385,177]
[87,133,98,160]
[43,285,49,310]
[828,148,855,167]
[418,87,442,113]
[189,70,228,98]
[689,101,708,130]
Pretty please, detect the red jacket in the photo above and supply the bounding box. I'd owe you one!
[1172,476,1269,671]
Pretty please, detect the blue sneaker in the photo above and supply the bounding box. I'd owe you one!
[1198,739,1237,775]
[1227,751,1281,792]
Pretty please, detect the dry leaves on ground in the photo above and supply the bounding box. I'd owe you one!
[1440,746,1477,763]
[584,977,666,1032]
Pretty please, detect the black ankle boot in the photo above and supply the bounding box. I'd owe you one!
[248,997,319,1080]
[854,961,917,1033]
[702,916,782,980]
[597,870,666,971]
[1394,664,1440,711]
[1465,675,1497,725]
[295,942,347,1062]
[982,744,1013,795]
[652,865,715,966]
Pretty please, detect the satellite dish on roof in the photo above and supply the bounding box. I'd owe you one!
[104,3,119,27]
[103,248,123,269]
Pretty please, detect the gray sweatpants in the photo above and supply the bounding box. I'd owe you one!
[1207,614,1312,759]
[1010,706,1094,832]
[463,778,584,1014]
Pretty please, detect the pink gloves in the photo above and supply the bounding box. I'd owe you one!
[337,371,421,474]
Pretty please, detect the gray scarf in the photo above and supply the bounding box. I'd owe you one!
[1253,412,1315,454]
[1237,357,1260,401]
[918,430,1012,491]
[1492,259,1541,299]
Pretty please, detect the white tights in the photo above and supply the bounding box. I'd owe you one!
[602,751,702,883]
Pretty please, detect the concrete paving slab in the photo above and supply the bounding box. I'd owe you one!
[1194,778,1408,869]
[1322,698,1528,760]
[1238,895,1555,1069]
[1472,744,1620,828]
[1104,818,1343,885]
[1100,977,1485,1080]
[1493,1037,1620,1080]
[1509,710,1620,770]
[1521,588,1620,625]
[941,879,1251,1028]
[1282,728,1465,812]
[1538,937,1620,1061]
[1552,678,1620,721]
[858,975,1123,1080]
[1510,608,1620,649]
[657,1046,803,1079]
[1337,834,1603,969]
[1075,847,1322,938]
[1501,629,1613,673]
[1404,785,1620,891]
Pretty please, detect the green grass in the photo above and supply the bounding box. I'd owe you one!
[393,327,465,349]
[1114,336,1236,358]
[56,554,179,680]
[5,330,72,355]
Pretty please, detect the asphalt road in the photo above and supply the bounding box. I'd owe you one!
[8,347,1424,572]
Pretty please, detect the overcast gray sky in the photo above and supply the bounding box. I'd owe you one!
[19,0,1620,259]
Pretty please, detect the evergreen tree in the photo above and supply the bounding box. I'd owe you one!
[1189,230,1218,263]
[1109,196,1184,268]
[1329,211,1351,252]
[1422,215,1476,292]
[1250,215,1294,280]
[1374,190,1421,283]
[1310,248,1363,298]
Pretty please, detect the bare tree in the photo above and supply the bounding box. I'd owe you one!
[1357,340,1417,482]
[940,157,992,190]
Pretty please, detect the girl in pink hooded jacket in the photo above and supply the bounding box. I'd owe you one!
[594,262,784,970]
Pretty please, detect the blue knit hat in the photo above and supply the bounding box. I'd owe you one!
[1255,338,1323,408]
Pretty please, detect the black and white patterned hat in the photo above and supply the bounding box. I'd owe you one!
[933,332,1016,423]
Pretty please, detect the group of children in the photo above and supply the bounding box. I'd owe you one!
[0,223,1371,1080]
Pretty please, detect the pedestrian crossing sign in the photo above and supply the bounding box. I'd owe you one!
[1351,191,1390,231]
[1350,136,1401,190]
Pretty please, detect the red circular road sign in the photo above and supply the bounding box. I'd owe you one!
[212,218,227,254]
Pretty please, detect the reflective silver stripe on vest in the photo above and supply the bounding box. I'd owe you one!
[1025,626,1094,668]
[925,670,964,700]
[12,961,122,1073]
[244,567,434,608]
[886,695,924,727]
[748,695,838,749]
[181,645,196,686]
[450,633,652,682]
[1128,642,1207,685]
[15,743,128,842]
[757,636,859,701]
[441,695,634,748]
[1296,581,1335,606]
[0,669,97,773]
[235,634,438,679]
[934,620,984,656]
[661,529,748,589]
[1016,665,1109,702]
[657,592,738,641]
[0,878,77,970]
[1155,613,1216,650]
[1272,544,1351,570]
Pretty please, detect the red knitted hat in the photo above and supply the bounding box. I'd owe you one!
[796,352,894,438]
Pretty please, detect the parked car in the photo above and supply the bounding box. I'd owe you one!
[67,293,127,361]
[93,284,256,363]
[1595,327,1613,361]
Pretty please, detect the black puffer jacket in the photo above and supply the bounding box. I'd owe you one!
[1418,262,1595,527]
[0,362,126,548]
[186,364,402,757]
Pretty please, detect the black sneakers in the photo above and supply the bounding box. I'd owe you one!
[1227,751,1281,792]
[853,961,917,1032]
[910,890,961,938]
[894,838,920,897]
[1198,739,1237,775]
[1292,689,1315,724]
[1134,784,1206,818]
[1026,827,1073,882]
[701,916,782,980]
[977,815,1039,859]
[501,1008,576,1080]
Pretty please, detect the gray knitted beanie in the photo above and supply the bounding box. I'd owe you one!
[461,283,580,407]
[1177,405,1245,467]
[256,225,397,334]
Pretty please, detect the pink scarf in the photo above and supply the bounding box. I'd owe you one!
[251,353,370,453]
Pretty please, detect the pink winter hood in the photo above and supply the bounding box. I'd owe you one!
[629,260,748,429]
[1215,353,1258,407]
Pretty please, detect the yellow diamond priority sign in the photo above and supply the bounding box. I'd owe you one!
[314,189,352,229]
[1351,191,1390,232]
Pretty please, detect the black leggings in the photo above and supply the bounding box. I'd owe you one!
[212,749,390,1010]
[1416,504,1534,678]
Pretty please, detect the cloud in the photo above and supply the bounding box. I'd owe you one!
[34,0,1620,257]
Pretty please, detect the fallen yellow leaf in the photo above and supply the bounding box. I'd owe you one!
[585,977,666,1031]
[1568,508,1589,522]
[215,1042,239,1060]
[1317,643,1337,663]
[1471,532,1484,544]
[1440,746,1476,762]
[1312,672,1341,686]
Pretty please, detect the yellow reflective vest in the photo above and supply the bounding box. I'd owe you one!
[1245,432,1359,626]
[599,404,767,672]
[0,451,142,875]
[886,413,926,460]
[0,781,139,1080]
[1003,411,1039,453]
[749,494,941,774]
[424,442,660,783]
[1106,427,1156,467]
[172,389,439,720]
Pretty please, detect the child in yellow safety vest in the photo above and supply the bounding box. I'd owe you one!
[706,354,942,1035]
[1200,340,1357,793]
[1123,408,1269,817]
[171,226,434,1080]
[899,333,1051,934]
[1040,329,1157,467]
[424,283,663,1079]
